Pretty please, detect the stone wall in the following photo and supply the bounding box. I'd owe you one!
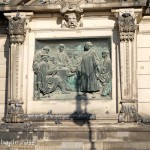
[25,12,117,115]
[0,11,150,121]
[0,35,9,121]
[138,16,150,118]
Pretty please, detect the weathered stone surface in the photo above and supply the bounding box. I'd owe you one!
[0,91,7,104]
[0,1,147,12]
[0,123,149,149]
[0,2,150,150]
[0,78,7,91]
[138,75,150,88]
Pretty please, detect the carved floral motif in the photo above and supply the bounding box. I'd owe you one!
[5,102,24,123]
[118,12,135,41]
[9,12,26,44]
[118,102,137,123]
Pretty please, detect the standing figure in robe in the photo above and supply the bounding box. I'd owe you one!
[79,42,100,92]
[99,48,112,96]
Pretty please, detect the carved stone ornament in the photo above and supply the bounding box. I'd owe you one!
[5,101,24,123]
[37,0,60,4]
[60,1,83,28]
[9,12,26,44]
[118,102,137,123]
[118,12,135,41]
[1,0,10,4]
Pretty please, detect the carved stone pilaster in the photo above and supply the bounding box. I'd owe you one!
[112,9,142,122]
[112,9,137,100]
[4,12,33,123]
[60,1,83,28]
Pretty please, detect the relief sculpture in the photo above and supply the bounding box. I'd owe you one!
[78,42,101,98]
[99,48,112,96]
[33,38,112,100]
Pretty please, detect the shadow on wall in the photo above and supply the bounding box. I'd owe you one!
[71,88,96,150]
[4,37,10,117]
[69,17,119,150]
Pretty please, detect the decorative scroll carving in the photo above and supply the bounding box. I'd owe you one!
[118,12,135,41]
[33,39,112,100]
[5,102,24,123]
[37,0,60,4]
[1,0,10,4]
[60,1,83,28]
[85,0,106,3]
[37,0,119,5]
[9,12,26,44]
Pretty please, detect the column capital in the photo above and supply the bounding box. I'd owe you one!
[4,12,33,44]
[4,12,33,20]
[111,8,143,24]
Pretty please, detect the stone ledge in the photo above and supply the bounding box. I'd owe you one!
[0,2,147,12]
[0,122,149,132]
[0,123,150,150]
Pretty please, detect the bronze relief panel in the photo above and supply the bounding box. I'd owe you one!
[33,38,112,100]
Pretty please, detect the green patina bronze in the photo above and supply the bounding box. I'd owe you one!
[33,38,112,100]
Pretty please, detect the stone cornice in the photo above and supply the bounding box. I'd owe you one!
[0,1,147,13]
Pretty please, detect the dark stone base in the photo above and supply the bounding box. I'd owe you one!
[0,121,150,150]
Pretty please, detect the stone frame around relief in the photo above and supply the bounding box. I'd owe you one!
[33,37,112,101]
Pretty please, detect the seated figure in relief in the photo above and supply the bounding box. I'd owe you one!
[55,44,71,68]
[46,56,70,94]
[33,52,69,98]
[33,46,50,74]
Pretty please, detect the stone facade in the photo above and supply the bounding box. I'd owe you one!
[0,0,150,149]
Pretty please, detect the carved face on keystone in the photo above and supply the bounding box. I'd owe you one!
[66,13,78,28]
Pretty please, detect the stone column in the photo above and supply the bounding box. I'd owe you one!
[112,9,142,122]
[4,12,33,123]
